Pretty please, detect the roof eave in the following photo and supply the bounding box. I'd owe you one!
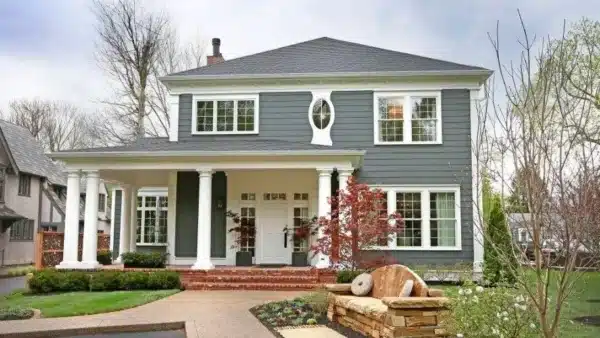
[159,69,493,83]
[50,149,367,159]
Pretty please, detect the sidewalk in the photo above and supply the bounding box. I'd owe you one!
[0,290,308,338]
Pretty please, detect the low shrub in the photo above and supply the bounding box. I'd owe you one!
[445,280,539,337]
[28,270,180,293]
[97,250,113,265]
[301,289,329,314]
[0,307,34,321]
[121,252,168,268]
[4,265,35,277]
[336,269,366,283]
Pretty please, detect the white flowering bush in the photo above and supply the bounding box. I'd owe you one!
[445,281,539,337]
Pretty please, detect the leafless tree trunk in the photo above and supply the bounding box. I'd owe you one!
[3,98,96,151]
[473,11,600,337]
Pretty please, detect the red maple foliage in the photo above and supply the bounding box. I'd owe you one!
[311,177,404,270]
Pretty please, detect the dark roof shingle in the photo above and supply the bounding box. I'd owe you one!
[168,37,489,78]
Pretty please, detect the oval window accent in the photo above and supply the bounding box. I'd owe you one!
[312,99,331,129]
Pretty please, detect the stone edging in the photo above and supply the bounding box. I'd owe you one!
[0,321,187,338]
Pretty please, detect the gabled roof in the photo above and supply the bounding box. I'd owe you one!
[0,120,67,186]
[165,37,491,80]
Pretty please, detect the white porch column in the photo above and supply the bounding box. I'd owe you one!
[129,186,138,252]
[116,186,131,263]
[315,168,332,268]
[57,170,82,269]
[81,171,100,269]
[338,169,352,197]
[192,168,214,270]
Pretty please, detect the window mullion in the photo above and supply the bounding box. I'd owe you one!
[233,100,238,132]
[404,96,412,143]
[421,190,431,248]
[139,197,145,244]
[212,100,218,132]
[387,190,397,249]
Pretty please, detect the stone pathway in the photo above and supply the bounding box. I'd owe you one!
[0,290,310,338]
[278,326,345,338]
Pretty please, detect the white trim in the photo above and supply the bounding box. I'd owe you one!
[63,161,358,171]
[53,149,365,159]
[308,90,335,146]
[167,171,177,264]
[135,194,168,246]
[109,187,117,261]
[471,88,484,273]
[168,94,179,142]
[366,184,462,251]
[191,94,259,135]
[373,91,442,145]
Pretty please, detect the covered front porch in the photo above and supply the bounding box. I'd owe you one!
[53,150,363,270]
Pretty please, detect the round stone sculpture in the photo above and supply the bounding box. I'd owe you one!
[351,273,374,296]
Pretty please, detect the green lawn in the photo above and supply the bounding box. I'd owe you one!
[0,289,179,318]
[440,271,600,337]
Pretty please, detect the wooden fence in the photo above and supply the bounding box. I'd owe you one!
[34,231,110,269]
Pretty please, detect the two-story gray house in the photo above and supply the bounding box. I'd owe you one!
[51,37,491,271]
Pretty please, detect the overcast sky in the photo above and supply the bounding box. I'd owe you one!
[0,0,598,113]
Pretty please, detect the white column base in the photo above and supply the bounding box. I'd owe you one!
[314,253,331,269]
[114,257,122,264]
[55,261,83,270]
[191,259,214,270]
[79,261,101,269]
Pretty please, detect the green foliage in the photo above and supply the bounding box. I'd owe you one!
[484,196,519,285]
[445,281,538,338]
[28,270,180,293]
[96,250,113,265]
[301,289,329,314]
[306,318,318,325]
[121,252,168,268]
[4,265,35,277]
[336,269,366,283]
[0,307,34,321]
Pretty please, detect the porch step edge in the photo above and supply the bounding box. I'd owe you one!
[184,282,322,291]
[182,275,319,283]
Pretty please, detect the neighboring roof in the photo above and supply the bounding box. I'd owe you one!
[0,120,67,186]
[165,37,491,80]
[52,137,365,158]
[0,204,25,221]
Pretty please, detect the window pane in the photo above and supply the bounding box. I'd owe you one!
[216,101,234,131]
[137,196,143,207]
[136,210,142,242]
[158,210,168,243]
[159,197,168,208]
[293,207,309,252]
[240,207,256,257]
[144,210,156,243]
[197,101,214,132]
[237,100,255,131]
[396,192,422,246]
[378,97,404,142]
[377,194,389,246]
[430,192,456,247]
[312,99,331,129]
[411,97,437,142]
[380,120,403,142]
[145,196,157,207]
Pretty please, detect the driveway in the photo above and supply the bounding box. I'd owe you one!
[0,290,308,338]
[0,276,26,295]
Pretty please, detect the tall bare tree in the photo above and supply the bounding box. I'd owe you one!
[3,98,96,151]
[93,0,169,143]
[473,12,600,337]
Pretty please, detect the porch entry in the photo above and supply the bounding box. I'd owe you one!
[258,202,290,264]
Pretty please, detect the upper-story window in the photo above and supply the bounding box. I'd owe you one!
[374,91,442,145]
[192,95,259,135]
[18,173,31,197]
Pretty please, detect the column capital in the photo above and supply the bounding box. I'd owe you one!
[84,170,100,178]
[66,170,80,178]
[196,168,213,176]
[337,168,354,177]
[316,168,333,176]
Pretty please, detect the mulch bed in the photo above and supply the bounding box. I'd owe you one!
[249,298,366,338]
[573,316,600,326]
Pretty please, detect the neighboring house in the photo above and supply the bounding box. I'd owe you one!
[52,37,492,270]
[508,212,566,253]
[79,178,111,234]
[0,120,66,266]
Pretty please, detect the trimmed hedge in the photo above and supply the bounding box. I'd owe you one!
[28,270,180,293]
[121,252,168,268]
[97,250,113,265]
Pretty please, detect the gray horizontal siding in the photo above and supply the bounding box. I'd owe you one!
[177,89,473,266]
[112,190,122,259]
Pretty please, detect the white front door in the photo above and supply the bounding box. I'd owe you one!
[259,203,290,264]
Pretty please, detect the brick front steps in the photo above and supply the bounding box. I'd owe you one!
[176,267,336,291]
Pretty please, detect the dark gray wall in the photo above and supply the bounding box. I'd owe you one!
[176,90,473,265]
[211,172,227,258]
[112,190,122,259]
[175,171,199,257]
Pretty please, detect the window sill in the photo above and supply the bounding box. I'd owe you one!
[136,243,168,247]
[17,194,31,197]
[365,246,462,251]
[9,239,34,242]
[374,141,443,146]
[191,131,259,136]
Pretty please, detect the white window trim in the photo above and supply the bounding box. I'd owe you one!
[373,91,442,145]
[136,194,168,246]
[191,94,259,135]
[365,185,461,251]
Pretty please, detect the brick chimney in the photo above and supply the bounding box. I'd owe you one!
[207,38,224,65]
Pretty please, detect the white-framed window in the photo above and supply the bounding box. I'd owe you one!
[191,94,259,135]
[239,206,256,257]
[136,195,168,245]
[374,91,442,145]
[368,185,461,250]
[263,193,286,201]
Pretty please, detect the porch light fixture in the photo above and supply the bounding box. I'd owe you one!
[308,90,335,146]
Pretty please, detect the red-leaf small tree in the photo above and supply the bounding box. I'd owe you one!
[311,177,404,270]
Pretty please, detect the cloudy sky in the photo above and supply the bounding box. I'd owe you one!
[0,0,597,113]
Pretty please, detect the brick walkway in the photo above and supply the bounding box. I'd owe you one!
[0,290,308,338]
